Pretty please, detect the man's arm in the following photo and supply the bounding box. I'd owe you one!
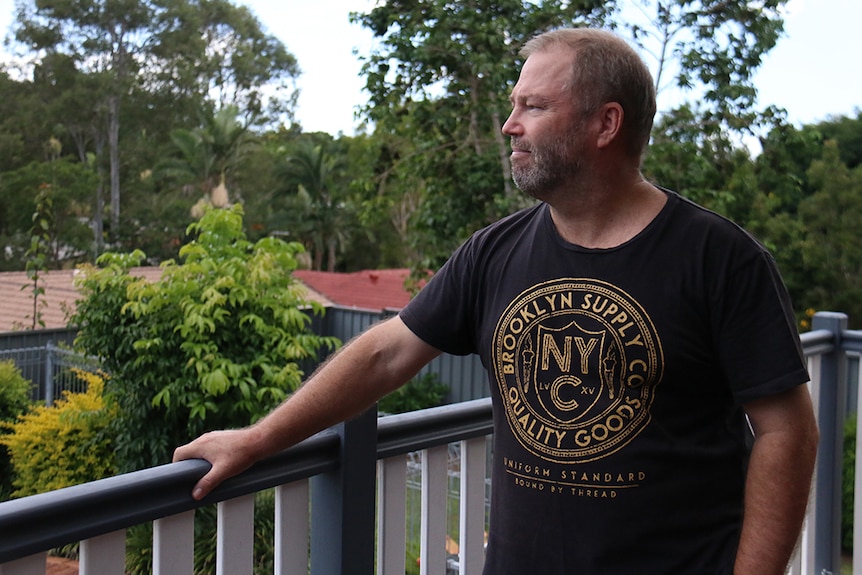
[172,316,442,500]
[734,383,819,574]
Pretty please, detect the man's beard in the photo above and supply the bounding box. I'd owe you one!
[511,127,583,201]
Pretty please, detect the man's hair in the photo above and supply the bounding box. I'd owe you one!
[521,28,657,158]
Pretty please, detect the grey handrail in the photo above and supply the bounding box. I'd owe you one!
[0,398,494,564]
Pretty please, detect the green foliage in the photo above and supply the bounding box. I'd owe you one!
[154,105,258,208]
[843,415,856,552]
[798,141,862,327]
[351,0,610,270]
[0,370,116,498]
[644,0,788,133]
[0,361,34,500]
[10,0,300,243]
[643,104,741,211]
[814,110,862,170]
[72,204,339,472]
[22,187,54,329]
[272,138,357,271]
[379,373,449,414]
[0,156,98,271]
[0,361,33,422]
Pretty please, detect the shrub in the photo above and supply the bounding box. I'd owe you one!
[0,370,116,498]
[72,205,339,472]
[0,360,34,500]
[379,372,449,414]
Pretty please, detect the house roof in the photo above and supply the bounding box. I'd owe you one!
[0,267,164,332]
[293,269,418,313]
[0,266,416,333]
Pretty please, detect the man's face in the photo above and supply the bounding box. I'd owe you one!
[503,47,590,201]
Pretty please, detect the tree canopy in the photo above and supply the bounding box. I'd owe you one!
[9,0,299,243]
[1,0,861,327]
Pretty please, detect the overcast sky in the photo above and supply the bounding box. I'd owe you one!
[1,0,859,135]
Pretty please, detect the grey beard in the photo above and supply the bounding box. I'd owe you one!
[512,152,580,201]
[510,129,582,200]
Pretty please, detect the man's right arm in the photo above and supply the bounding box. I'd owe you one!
[172,316,442,500]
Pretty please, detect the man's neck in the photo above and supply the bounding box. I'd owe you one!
[547,179,667,249]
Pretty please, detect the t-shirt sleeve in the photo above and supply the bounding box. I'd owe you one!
[399,239,480,356]
[714,247,810,404]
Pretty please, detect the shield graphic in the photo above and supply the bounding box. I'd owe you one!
[532,319,610,424]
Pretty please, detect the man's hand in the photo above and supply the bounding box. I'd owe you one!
[173,426,264,500]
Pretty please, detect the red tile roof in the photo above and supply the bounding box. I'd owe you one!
[0,267,164,332]
[293,269,419,312]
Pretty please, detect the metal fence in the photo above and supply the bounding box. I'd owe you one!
[0,342,101,405]
[0,305,491,408]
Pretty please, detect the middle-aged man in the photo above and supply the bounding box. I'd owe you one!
[175,28,819,574]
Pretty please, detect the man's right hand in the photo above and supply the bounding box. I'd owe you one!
[173,426,264,500]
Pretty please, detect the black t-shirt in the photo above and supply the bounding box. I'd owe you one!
[399,190,809,574]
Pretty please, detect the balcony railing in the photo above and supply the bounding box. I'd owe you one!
[0,311,859,575]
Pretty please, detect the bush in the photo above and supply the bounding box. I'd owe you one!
[0,370,116,498]
[72,205,339,472]
[0,360,34,500]
[379,372,449,414]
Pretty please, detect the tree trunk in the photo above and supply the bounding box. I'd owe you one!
[491,108,514,199]
[94,176,105,258]
[108,93,121,243]
[327,240,337,273]
[468,75,484,155]
[93,129,107,257]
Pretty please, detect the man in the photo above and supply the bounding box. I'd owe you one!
[174,28,818,574]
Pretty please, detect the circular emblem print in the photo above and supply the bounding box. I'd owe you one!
[492,279,663,463]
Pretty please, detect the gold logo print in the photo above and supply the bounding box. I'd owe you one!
[493,279,663,463]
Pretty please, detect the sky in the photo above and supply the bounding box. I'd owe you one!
[0,0,860,136]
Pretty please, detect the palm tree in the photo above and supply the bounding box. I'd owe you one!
[155,105,256,214]
[275,141,352,272]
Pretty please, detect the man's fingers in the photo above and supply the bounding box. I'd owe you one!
[192,472,219,500]
[171,429,256,499]
[172,436,228,499]
[172,440,203,463]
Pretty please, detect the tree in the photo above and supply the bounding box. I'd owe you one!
[72,205,338,471]
[274,139,355,272]
[350,0,792,271]
[12,0,300,242]
[0,156,98,271]
[347,131,425,268]
[623,0,789,134]
[154,105,257,212]
[798,141,862,327]
[0,68,52,173]
[811,111,862,170]
[31,52,112,255]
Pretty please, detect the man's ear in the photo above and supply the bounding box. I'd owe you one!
[595,102,624,149]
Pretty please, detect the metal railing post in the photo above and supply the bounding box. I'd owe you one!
[44,341,54,406]
[811,311,848,574]
[310,406,378,575]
